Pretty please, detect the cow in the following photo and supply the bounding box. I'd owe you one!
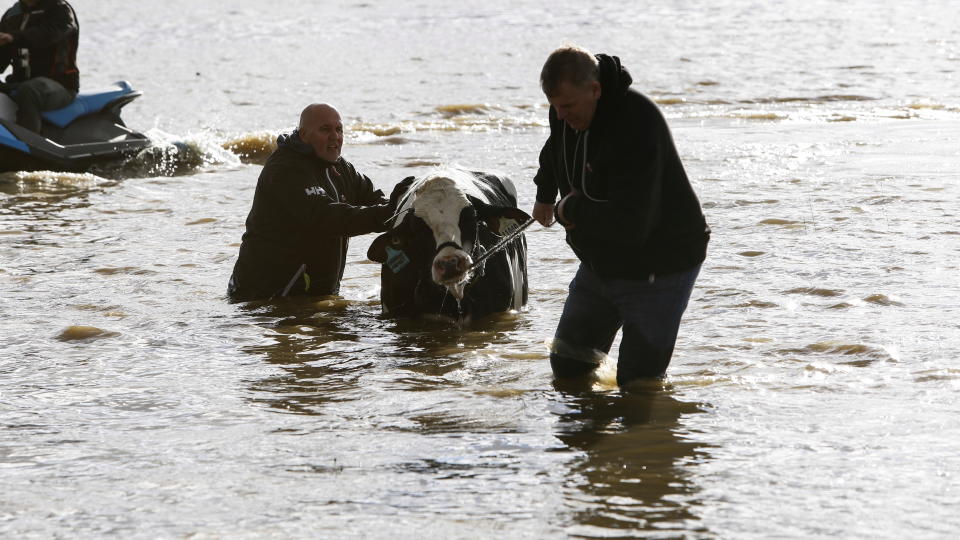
[367,168,531,322]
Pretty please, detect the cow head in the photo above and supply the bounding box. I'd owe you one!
[368,170,531,316]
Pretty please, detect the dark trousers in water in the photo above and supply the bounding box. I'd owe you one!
[10,77,75,133]
[551,263,701,385]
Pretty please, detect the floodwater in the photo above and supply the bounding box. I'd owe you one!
[2,1,959,538]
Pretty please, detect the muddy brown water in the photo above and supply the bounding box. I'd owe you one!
[2,1,959,537]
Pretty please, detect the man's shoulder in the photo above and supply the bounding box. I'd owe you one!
[335,157,360,174]
[264,144,311,166]
[47,1,78,20]
[621,88,660,114]
[260,148,313,180]
[334,157,372,184]
[42,0,74,10]
[606,88,666,132]
[7,1,76,23]
[2,3,21,21]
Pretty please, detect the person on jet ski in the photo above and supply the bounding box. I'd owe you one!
[0,0,79,133]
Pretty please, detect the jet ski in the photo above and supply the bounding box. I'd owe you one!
[0,80,150,173]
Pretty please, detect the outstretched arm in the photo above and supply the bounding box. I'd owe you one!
[354,172,388,207]
[270,165,393,237]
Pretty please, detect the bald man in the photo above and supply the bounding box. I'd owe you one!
[228,103,403,302]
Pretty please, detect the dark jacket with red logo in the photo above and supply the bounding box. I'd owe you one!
[533,54,710,280]
[0,0,79,92]
[228,131,392,302]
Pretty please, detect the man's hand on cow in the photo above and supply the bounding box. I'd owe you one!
[532,201,556,227]
[0,33,14,46]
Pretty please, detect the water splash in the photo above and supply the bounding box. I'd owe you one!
[91,128,242,178]
[221,131,279,164]
[546,338,619,390]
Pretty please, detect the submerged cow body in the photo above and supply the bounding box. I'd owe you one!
[367,169,531,321]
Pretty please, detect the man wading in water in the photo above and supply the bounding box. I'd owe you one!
[228,103,404,302]
[530,45,710,387]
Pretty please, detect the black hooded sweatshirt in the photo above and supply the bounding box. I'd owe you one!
[228,131,392,302]
[534,54,710,280]
[0,0,79,93]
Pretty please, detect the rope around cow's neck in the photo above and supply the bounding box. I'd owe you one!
[467,217,535,271]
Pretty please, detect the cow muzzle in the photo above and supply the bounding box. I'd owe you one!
[432,244,473,299]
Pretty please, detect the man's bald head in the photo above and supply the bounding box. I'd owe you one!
[299,103,339,132]
[298,103,344,163]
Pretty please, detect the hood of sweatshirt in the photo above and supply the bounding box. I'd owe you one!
[592,54,633,130]
[276,129,339,167]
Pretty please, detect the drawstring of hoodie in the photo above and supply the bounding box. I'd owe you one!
[562,125,607,203]
[558,53,632,205]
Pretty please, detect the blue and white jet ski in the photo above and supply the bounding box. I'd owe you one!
[0,81,150,173]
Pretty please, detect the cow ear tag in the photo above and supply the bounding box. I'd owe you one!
[498,217,521,235]
[486,217,519,235]
[384,246,410,274]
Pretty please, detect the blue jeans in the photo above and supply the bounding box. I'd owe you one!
[551,263,701,385]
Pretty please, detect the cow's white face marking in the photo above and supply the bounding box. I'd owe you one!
[412,176,469,250]
[409,171,485,298]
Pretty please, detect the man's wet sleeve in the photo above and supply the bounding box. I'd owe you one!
[356,172,388,206]
[533,137,559,204]
[273,166,390,237]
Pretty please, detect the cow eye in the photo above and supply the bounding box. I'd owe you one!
[390,235,402,246]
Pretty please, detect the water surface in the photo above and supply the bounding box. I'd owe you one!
[2,1,959,538]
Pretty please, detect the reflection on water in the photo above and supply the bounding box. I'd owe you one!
[239,297,367,415]
[0,170,112,212]
[240,298,710,535]
[242,297,529,416]
[553,383,709,537]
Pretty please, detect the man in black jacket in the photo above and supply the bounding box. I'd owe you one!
[532,45,710,386]
[228,103,402,302]
[0,0,79,132]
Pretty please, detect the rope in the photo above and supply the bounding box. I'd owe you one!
[467,217,535,270]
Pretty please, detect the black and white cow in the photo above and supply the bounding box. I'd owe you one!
[367,168,531,321]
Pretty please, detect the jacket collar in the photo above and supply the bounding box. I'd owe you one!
[277,129,340,169]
